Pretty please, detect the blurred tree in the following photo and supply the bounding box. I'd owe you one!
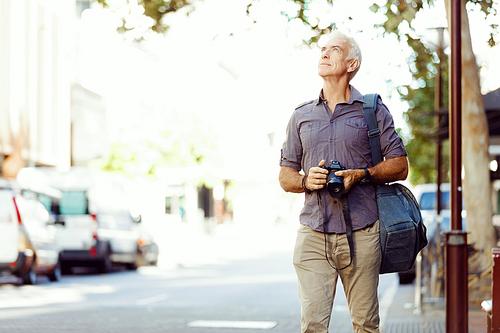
[246,0,336,44]
[253,0,497,257]
[90,112,218,180]
[369,0,497,262]
[96,0,194,35]
[395,44,450,185]
[95,0,499,254]
[95,0,337,43]
[401,74,450,185]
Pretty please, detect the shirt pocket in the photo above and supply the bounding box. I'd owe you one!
[300,121,320,150]
[344,118,369,148]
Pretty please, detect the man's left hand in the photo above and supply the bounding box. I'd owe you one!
[333,169,365,193]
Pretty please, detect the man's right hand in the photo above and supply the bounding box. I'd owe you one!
[305,160,329,191]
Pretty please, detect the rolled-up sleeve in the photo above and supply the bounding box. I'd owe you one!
[280,111,302,171]
[376,101,407,160]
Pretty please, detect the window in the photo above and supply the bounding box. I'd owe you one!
[420,191,451,211]
[59,191,88,215]
[36,193,53,212]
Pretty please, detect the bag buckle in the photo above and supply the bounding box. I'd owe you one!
[367,129,380,138]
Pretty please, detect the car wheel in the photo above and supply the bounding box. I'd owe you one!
[48,260,62,282]
[398,271,415,285]
[98,248,112,274]
[22,259,37,285]
[126,262,138,270]
[61,262,72,275]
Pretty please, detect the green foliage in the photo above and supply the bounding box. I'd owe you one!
[90,118,217,180]
[399,68,450,185]
[370,0,426,36]
[469,0,497,15]
[97,0,498,47]
[96,0,194,36]
[374,1,445,185]
[369,0,496,185]
[469,0,499,46]
[94,0,498,185]
[141,0,192,33]
[247,0,336,44]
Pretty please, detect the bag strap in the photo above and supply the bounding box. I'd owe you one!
[361,94,383,165]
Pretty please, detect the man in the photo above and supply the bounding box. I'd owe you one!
[279,31,408,333]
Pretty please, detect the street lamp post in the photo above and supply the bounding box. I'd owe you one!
[445,0,468,332]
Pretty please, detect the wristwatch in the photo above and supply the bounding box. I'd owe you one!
[302,175,312,194]
[360,168,371,184]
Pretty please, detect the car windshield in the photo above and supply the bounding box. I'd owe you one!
[420,191,450,210]
[59,191,88,215]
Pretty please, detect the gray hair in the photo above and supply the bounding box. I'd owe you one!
[323,30,362,80]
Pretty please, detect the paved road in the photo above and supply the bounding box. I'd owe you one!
[0,230,399,333]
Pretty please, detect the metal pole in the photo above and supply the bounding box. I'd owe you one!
[434,26,445,301]
[445,231,468,332]
[435,27,444,218]
[415,252,422,315]
[492,248,500,330]
[445,0,468,332]
[449,0,462,233]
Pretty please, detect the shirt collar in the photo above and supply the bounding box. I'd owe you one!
[316,85,364,105]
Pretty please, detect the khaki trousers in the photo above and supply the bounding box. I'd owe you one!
[293,221,381,333]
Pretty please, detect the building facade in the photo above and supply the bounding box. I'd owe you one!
[0,0,76,176]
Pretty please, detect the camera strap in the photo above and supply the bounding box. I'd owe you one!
[321,94,381,271]
[320,191,354,271]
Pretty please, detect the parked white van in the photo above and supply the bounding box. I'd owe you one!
[397,183,466,284]
[16,167,143,274]
[413,183,466,237]
[0,181,62,284]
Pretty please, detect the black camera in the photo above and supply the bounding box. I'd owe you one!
[321,160,345,198]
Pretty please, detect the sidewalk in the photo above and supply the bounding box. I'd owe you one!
[156,224,490,332]
[383,282,488,333]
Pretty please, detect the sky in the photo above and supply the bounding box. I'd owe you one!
[79,0,500,181]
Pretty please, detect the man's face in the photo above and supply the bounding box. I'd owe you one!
[317,37,353,79]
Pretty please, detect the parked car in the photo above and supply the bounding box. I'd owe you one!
[414,183,466,239]
[16,167,144,274]
[398,183,466,284]
[0,180,62,284]
[134,217,159,267]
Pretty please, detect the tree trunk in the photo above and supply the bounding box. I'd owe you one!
[445,0,496,256]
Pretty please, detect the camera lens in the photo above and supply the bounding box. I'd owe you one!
[326,173,344,198]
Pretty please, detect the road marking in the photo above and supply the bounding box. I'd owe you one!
[136,293,169,305]
[154,273,297,288]
[187,320,277,329]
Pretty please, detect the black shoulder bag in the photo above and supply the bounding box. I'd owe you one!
[362,94,428,274]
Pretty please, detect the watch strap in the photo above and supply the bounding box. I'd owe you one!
[302,175,312,194]
[360,168,371,184]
